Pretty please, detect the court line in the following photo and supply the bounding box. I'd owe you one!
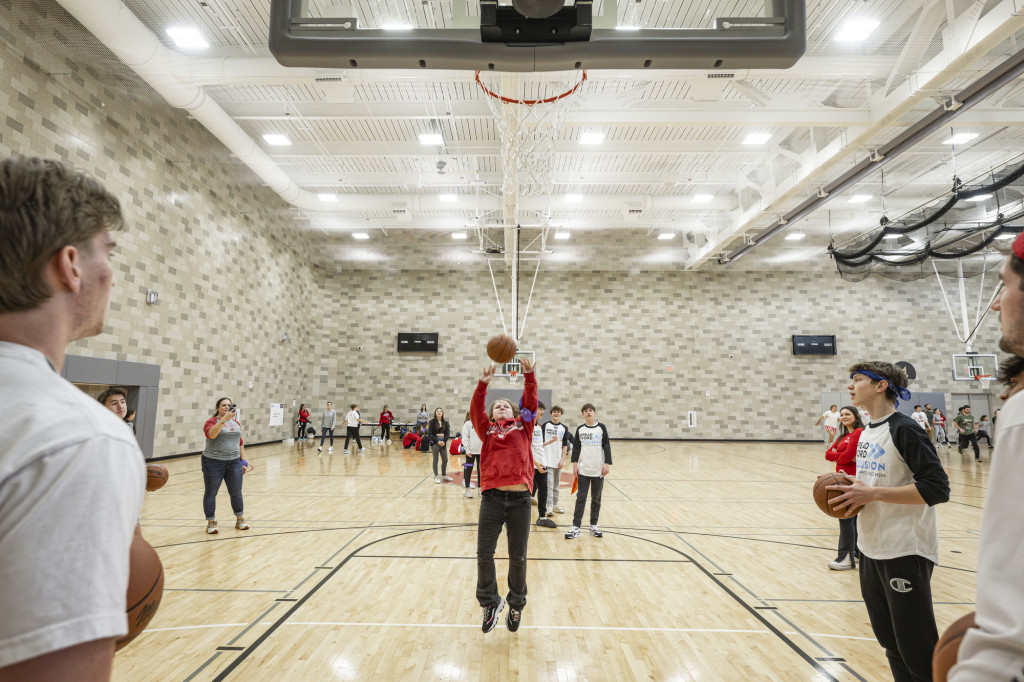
[357,554,691,563]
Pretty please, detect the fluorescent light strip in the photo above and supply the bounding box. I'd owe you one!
[439,194,458,203]
[318,194,338,202]
[166,27,209,50]
[580,132,605,145]
[943,133,978,145]
[967,194,992,202]
[847,195,872,203]
[352,233,369,240]
[263,134,291,146]
[554,232,570,240]
[451,232,467,240]
[657,233,675,240]
[418,133,443,145]
[835,19,879,42]
[692,194,713,203]
[742,133,771,145]
[784,233,805,241]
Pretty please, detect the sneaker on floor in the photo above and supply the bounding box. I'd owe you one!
[360,447,366,453]
[442,475,453,482]
[206,520,218,535]
[545,510,554,517]
[343,449,350,454]
[328,447,333,453]
[506,605,522,633]
[469,482,476,489]
[590,525,603,538]
[434,476,441,483]
[318,446,322,453]
[554,506,565,514]
[565,526,580,539]
[828,556,854,571]
[465,488,473,499]
[482,597,505,633]
[235,517,250,530]
[976,457,981,462]
[536,518,557,528]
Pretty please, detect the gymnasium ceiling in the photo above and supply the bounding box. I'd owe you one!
[16,0,1024,272]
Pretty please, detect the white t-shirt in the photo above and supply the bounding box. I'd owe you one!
[531,421,544,460]
[540,421,569,469]
[822,410,840,428]
[573,423,612,477]
[911,411,929,429]
[461,419,483,455]
[950,391,1024,681]
[0,342,145,668]
[345,410,361,428]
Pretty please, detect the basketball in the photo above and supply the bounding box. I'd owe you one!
[146,464,169,492]
[933,611,977,682]
[486,334,517,364]
[116,530,165,651]
[813,473,862,519]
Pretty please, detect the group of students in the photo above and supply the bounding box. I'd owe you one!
[294,402,381,454]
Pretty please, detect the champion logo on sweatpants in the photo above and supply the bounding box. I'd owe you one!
[889,578,913,593]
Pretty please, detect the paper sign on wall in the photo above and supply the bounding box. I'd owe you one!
[269,403,284,427]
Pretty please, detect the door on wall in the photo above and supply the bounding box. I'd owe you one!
[951,393,992,418]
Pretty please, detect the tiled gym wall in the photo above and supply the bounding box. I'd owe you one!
[0,0,317,456]
[1,0,1004,450]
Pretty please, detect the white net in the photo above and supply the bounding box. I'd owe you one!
[476,71,587,197]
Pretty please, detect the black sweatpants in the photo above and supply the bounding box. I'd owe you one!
[958,432,980,458]
[859,554,937,682]
[837,516,857,561]
[463,454,481,488]
[531,468,548,518]
[572,474,605,528]
[476,489,531,610]
[344,426,362,450]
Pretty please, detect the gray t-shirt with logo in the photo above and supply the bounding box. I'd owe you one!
[203,418,242,460]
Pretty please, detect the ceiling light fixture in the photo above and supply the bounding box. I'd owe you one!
[262,134,292,146]
[564,194,583,203]
[835,19,880,42]
[451,232,467,240]
[166,27,209,50]
[942,133,978,145]
[657,233,675,240]
[784,233,805,241]
[580,132,605,145]
[318,194,338,202]
[742,132,772,145]
[439,194,458,203]
[692,194,713,203]
[996,233,1017,240]
[419,133,444,145]
[848,195,872,203]
[352,232,369,240]
[554,231,570,240]
[967,194,993,202]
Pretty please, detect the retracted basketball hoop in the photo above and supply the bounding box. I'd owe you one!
[476,70,587,197]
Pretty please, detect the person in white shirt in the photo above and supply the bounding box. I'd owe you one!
[0,157,146,680]
[344,403,369,454]
[910,405,929,431]
[814,405,840,445]
[460,411,483,498]
[950,234,1024,681]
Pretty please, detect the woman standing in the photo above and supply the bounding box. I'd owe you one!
[379,405,395,445]
[933,408,948,448]
[416,403,429,431]
[296,403,310,441]
[461,411,482,498]
[318,401,336,454]
[202,397,249,534]
[344,404,369,455]
[824,406,862,570]
[428,407,452,483]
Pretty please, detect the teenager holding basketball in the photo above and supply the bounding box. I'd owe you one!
[0,157,145,680]
[829,362,949,682]
[950,237,1024,681]
[824,406,863,571]
[470,358,538,634]
[203,397,250,533]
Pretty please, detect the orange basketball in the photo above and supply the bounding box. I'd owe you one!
[486,334,517,364]
[812,473,862,519]
[146,464,169,492]
[933,611,977,682]
[116,530,164,651]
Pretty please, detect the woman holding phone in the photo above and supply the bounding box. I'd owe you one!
[202,397,249,534]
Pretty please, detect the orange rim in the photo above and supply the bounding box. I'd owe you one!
[475,70,587,106]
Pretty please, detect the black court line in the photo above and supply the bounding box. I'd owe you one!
[357,554,690,563]
[216,646,245,651]
[274,598,298,602]
[817,657,846,662]
[611,531,842,682]
[314,566,333,569]
[210,524,466,681]
[754,606,778,610]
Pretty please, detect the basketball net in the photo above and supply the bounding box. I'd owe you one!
[977,375,992,391]
[476,70,587,197]
[508,368,519,384]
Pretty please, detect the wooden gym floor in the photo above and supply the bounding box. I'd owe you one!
[114,438,984,681]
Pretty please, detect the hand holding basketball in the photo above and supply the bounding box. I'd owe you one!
[813,473,863,518]
[825,474,870,518]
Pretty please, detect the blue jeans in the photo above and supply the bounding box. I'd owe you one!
[202,456,245,519]
[320,427,334,446]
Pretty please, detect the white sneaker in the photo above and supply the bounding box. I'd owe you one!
[828,556,855,571]
[469,482,476,489]
[465,488,473,498]
[206,520,218,534]
[343,450,350,454]
[360,447,366,453]
[554,506,565,514]
[328,447,333,453]
[434,476,441,483]
[318,446,322,453]
[442,475,453,482]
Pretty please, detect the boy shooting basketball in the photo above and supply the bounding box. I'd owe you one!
[829,361,949,682]
[470,358,538,634]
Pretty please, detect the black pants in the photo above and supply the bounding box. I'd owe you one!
[958,432,980,457]
[572,474,605,528]
[380,424,391,441]
[319,427,334,446]
[977,429,992,447]
[476,489,531,610]
[463,454,481,488]
[297,422,307,439]
[837,516,857,561]
[345,426,362,450]
[860,554,937,682]
[431,443,448,476]
[532,468,548,518]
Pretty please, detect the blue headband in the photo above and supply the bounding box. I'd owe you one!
[851,370,912,407]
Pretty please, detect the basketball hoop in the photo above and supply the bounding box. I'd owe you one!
[476,70,587,197]
[977,374,992,391]
[508,369,519,384]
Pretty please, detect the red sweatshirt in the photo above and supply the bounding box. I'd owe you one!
[825,427,861,476]
[470,370,538,492]
[298,409,309,424]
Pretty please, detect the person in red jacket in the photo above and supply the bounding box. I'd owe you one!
[296,404,310,442]
[379,405,394,445]
[470,358,538,635]
[824,405,864,571]
[402,429,421,450]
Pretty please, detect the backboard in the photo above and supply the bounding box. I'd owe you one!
[952,353,999,381]
[269,0,806,72]
[493,350,535,381]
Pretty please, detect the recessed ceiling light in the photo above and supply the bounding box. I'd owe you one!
[352,232,369,240]
[564,194,583,203]
[318,194,338,202]
[835,19,879,42]
[785,233,805,241]
[742,132,772,145]
[262,134,291,146]
[943,133,978,145]
[967,194,993,202]
[418,133,444,145]
[166,27,209,50]
[657,233,675,240]
[996,233,1017,240]
[848,195,872,203]
[451,232,467,240]
[692,194,713,203]
[382,23,413,30]
[439,194,458,203]
[554,231,570,240]
[580,132,605,145]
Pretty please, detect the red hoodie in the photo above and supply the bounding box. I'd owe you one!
[825,427,861,476]
[470,370,538,492]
